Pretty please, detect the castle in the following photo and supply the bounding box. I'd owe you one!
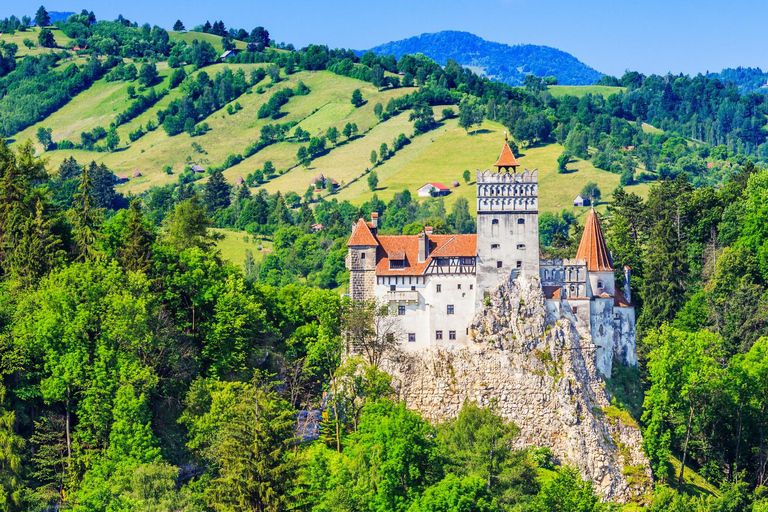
[346,140,636,377]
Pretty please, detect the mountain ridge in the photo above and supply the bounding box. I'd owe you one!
[365,30,603,86]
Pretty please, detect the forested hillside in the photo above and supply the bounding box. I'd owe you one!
[0,6,767,511]
[366,30,603,86]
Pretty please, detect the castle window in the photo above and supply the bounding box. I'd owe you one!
[491,244,500,249]
[457,284,461,290]
[436,284,442,293]
[470,284,473,290]
[599,325,604,336]
[398,305,405,315]
[390,285,396,291]
[572,306,578,314]
[408,333,416,342]
[492,219,499,225]
[447,305,455,315]
[597,280,604,289]
[411,285,416,291]
[516,261,522,268]
[436,330,443,340]
[360,252,365,260]
[497,261,503,268]
[517,244,526,250]
[449,330,456,340]
[518,218,525,225]
[389,259,404,269]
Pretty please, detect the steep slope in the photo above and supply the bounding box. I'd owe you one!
[366,31,603,86]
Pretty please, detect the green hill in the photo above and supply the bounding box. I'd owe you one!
[15,62,646,216]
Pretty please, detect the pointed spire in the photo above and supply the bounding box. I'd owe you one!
[347,218,378,247]
[576,208,613,271]
[495,135,520,170]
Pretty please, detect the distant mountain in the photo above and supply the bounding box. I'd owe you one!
[366,31,603,86]
[708,67,768,94]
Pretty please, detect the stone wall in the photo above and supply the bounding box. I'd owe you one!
[382,274,651,504]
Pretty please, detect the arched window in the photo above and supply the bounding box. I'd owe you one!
[517,218,525,225]
[492,219,499,225]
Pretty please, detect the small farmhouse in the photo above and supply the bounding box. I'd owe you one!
[417,182,450,197]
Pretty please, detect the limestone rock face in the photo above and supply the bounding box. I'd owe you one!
[382,275,652,504]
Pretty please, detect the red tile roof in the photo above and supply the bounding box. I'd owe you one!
[614,289,633,308]
[374,234,477,276]
[423,182,450,191]
[495,142,520,168]
[576,209,613,272]
[347,219,378,247]
[429,235,477,257]
[543,286,562,299]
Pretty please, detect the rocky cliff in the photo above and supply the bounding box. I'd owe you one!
[382,275,652,503]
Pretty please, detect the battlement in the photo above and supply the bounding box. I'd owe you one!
[476,168,538,183]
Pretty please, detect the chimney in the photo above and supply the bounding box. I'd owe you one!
[623,266,631,303]
[424,226,434,235]
[418,232,427,263]
[370,212,378,230]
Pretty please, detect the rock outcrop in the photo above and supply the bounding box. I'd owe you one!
[382,275,652,503]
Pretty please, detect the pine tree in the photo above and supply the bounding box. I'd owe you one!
[0,383,24,509]
[203,169,231,213]
[72,164,104,261]
[8,199,62,287]
[119,199,155,274]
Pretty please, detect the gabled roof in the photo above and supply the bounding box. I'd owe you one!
[428,235,477,258]
[347,218,378,247]
[576,209,613,272]
[375,234,477,276]
[495,142,520,168]
[614,289,633,308]
[420,182,450,191]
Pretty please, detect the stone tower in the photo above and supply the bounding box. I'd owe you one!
[475,140,539,305]
[346,215,379,301]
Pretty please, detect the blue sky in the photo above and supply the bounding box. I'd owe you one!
[5,0,767,77]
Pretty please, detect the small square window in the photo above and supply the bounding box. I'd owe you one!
[408,333,416,342]
[449,330,456,340]
[390,285,396,291]
[457,284,462,290]
[572,306,578,314]
[517,218,525,225]
[436,284,442,293]
[411,285,416,291]
[447,304,454,315]
[492,219,499,225]
[360,252,365,260]
[496,261,503,268]
[516,261,522,268]
[436,330,443,340]
[398,305,405,315]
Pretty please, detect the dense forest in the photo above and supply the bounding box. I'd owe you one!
[0,6,767,511]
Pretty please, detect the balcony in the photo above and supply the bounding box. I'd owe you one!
[387,290,419,303]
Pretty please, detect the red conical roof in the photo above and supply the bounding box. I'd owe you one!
[495,142,520,168]
[347,218,378,247]
[576,209,613,272]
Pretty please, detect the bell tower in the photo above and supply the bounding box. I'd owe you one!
[475,136,539,305]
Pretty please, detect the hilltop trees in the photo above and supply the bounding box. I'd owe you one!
[173,19,184,31]
[35,5,50,27]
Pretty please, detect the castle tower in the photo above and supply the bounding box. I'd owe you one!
[475,139,539,304]
[346,217,379,301]
[575,208,615,296]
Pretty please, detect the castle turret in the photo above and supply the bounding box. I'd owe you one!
[476,139,539,305]
[346,217,379,301]
[576,208,614,297]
